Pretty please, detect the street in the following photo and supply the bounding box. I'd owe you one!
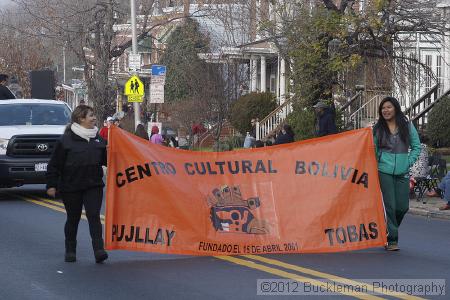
[0,185,449,300]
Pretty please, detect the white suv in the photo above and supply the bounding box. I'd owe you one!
[0,99,71,188]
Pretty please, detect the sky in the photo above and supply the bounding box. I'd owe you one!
[0,0,12,7]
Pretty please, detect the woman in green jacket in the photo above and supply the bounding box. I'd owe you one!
[373,97,421,251]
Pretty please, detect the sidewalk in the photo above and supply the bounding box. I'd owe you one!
[409,195,450,220]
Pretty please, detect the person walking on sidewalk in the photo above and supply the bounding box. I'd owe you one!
[438,171,450,210]
[373,97,421,251]
[46,105,108,263]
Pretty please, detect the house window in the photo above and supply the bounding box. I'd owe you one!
[397,55,406,106]
[270,74,276,93]
[113,57,119,73]
[122,54,127,71]
[359,0,366,13]
[437,55,442,95]
[408,53,417,104]
[424,54,432,92]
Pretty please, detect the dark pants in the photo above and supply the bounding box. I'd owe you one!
[379,172,409,244]
[62,188,103,242]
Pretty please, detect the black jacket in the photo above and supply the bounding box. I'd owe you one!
[46,129,107,193]
[0,84,16,100]
[274,132,294,145]
[316,108,337,137]
[250,125,256,139]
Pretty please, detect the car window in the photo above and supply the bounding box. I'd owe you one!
[162,128,176,136]
[0,104,71,126]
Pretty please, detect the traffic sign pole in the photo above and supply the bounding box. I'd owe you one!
[131,0,141,129]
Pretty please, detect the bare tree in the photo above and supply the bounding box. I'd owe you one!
[0,0,210,121]
[0,15,53,97]
[260,0,448,103]
[167,98,205,147]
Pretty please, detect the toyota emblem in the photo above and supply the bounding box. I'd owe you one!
[37,143,49,152]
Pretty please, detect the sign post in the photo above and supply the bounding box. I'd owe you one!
[150,65,166,104]
[130,0,141,128]
[149,65,166,124]
[128,53,141,72]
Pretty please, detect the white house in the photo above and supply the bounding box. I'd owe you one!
[394,0,450,109]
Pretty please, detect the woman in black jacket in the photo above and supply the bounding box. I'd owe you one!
[46,105,108,263]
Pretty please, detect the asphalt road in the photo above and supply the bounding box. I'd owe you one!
[0,185,449,300]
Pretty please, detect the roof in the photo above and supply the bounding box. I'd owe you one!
[437,0,450,7]
[0,99,67,105]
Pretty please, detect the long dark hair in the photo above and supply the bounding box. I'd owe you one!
[374,96,409,146]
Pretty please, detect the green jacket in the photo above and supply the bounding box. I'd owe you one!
[373,123,421,175]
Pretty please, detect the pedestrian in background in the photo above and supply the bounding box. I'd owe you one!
[112,117,121,128]
[274,124,295,145]
[437,171,450,210]
[135,123,149,140]
[46,105,108,263]
[313,101,337,137]
[150,125,163,145]
[250,118,257,138]
[99,116,113,141]
[0,74,16,100]
[373,96,421,251]
[168,136,178,148]
[119,104,135,133]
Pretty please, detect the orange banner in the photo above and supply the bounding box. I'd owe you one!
[105,126,387,255]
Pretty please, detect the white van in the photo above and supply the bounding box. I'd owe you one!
[0,99,71,188]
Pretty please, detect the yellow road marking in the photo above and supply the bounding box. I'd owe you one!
[217,256,384,299]
[13,193,105,224]
[5,192,424,300]
[35,197,105,221]
[24,197,68,214]
[244,255,424,300]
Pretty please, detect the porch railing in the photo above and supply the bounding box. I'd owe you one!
[409,86,450,131]
[348,94,385,129]
[256,98,293,140]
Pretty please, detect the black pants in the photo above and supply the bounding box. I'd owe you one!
[62,187,103,242]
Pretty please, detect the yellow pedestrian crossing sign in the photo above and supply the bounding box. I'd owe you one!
[125,75,145,103]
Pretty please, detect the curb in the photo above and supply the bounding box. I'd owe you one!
[408,207,450,221]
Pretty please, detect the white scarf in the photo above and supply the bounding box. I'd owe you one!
[71,122,98,142]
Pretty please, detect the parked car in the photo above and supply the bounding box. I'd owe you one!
[0,99,71,188]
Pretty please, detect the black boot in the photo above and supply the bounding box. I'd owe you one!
[65,240,77,262]
[92,239,108,263]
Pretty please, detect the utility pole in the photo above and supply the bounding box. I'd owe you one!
[131,0,141,129]
[63,44,66,83]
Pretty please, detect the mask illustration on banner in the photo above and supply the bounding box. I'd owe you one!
[206,185,270,234]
